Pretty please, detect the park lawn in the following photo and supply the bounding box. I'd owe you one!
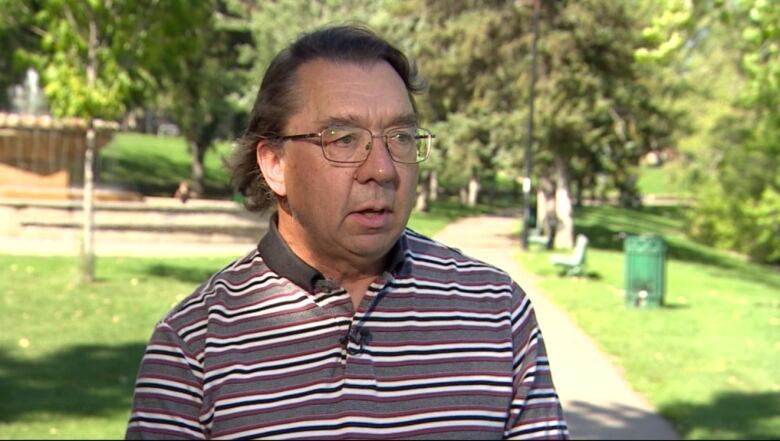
[98,132,234,197]
[0,254,235,439]
[517,205,780,440]
[0,202,482,439]
[637,162,690,198]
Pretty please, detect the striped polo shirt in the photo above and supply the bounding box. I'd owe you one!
[126,217,568,440]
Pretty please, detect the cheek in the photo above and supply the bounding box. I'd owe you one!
[399,166,419,201]
[286,158,350,213]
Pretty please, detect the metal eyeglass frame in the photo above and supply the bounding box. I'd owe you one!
[276,125,435,164]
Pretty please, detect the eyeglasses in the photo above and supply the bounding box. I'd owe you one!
[278,125,434,164]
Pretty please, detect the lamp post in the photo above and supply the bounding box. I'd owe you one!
[521,0,540,250]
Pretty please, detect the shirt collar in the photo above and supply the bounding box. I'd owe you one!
[257,212,408,292]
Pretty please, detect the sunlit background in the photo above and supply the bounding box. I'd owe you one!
[0,0,778,439]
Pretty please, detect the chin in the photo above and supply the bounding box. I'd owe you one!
[350,230,399,256]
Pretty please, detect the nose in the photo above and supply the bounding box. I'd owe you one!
[354,136,398,185]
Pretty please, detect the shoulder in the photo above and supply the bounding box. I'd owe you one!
[401,228,513,285]
[157,248,275,332]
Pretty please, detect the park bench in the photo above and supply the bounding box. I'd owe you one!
[550,234,589,276]
[528,227,549,247]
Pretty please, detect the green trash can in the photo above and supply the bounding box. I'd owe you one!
[624,234,666,308]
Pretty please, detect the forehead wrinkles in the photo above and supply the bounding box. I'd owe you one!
[291,60,414,130]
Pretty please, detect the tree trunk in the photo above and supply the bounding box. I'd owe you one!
[538,174,556,232]
[190,140,206,197]
[618,174,642,209]
[574,176,584,207]
[536,189,547,231]
[538,175,557,250]
[467,175,480,207]
[81,12,98,283]
[554,157,574,249]
[82,122,96,282]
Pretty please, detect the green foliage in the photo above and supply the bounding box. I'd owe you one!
[378,0,530,192]
[22,0,164,118]
[150,0,244,195]
[641,0,780,264]
[535,0,675,199]
[686,116,780,263]
[224,0,379,110]
[634,0,695,64]
[10,1,199,117]
[517,205,780,439]
[374,0,680,204]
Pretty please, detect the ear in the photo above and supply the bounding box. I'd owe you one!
[256,140,286,198]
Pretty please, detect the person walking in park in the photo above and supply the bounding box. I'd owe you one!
[126,25,568,440]
[174,180,191,204]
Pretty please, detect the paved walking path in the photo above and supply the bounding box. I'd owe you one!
[433,212,680,440]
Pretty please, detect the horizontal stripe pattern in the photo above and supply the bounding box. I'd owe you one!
[126,230,568,440]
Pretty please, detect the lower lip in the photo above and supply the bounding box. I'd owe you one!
[350,210,392,229]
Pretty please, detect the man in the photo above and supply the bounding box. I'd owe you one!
[126,25,568,440]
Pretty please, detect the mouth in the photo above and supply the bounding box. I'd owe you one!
[350,206,393,229]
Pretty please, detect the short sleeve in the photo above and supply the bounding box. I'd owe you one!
[503,282,569,439]
[126,322,206,440]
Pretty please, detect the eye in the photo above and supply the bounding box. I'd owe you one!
[389,129,416,145]
[333,134,355,146]
[324,128,359,148]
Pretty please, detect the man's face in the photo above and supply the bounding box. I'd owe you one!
[270,59,419,269]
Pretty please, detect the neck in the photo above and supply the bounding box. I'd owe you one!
[276,208,388,307]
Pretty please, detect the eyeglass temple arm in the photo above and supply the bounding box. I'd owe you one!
[279,133,320,141]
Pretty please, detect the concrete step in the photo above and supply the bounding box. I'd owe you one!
[0,197,270,244]
[18,221,266,243]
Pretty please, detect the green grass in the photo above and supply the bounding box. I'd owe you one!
[517,205,780,440]
[637,163,690,197]
[0,254,236,439]
[98,133,234,197]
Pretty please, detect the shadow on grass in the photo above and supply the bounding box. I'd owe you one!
[660,302,691,310]
[552,271,602,280]
[660,391,780,439]
[576,206,780,291]
[0,343,146,422]
[145,263,218,284]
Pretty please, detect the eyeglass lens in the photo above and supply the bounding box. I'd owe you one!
[321,126,430,164]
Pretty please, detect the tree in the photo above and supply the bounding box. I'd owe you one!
[640,0,780,263]
[688,0,780,263]
[23,0,217,280]
[227,0,379,109]
[377,0,532,208]
[528,0,678,247]
[226,0,680,251]
[150,1,245,197]
[0,0,40,110]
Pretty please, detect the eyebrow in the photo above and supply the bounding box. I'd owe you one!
[319,113,418,129]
